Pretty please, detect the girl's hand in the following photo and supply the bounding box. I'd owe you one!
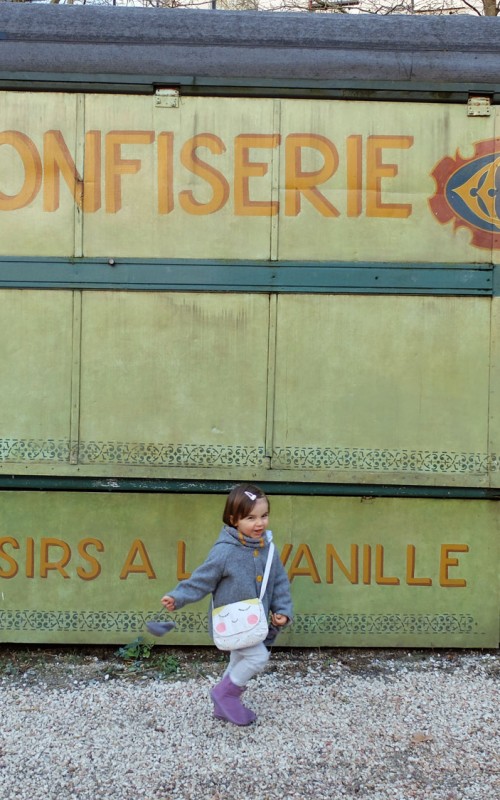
[271,613,288,627]
[161,595,176,611]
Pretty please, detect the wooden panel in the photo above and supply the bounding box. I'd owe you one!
[0,290,74,464]
[78,292,270,469]
[82,94,276,260]
[1,91,498,267]
[0,492,497,647]
[0,91,79,256]
[273,294,491,485]
[277,99,495,264]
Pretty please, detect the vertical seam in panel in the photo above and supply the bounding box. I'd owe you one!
[488,297,496,489]
[265,294,278,462]
[69,291,82,465]
[270,99,281,262]
[489,110,496,488]
[74,94,85,258]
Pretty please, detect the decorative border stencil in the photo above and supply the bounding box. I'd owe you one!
[0,438,498,476]
[0,439,71,463]
[0,610,477,636]
[0,440,267,468]
[0,610,206,634]
[272,447,499,474]
[292,613,476,635]
[78,442,267,468]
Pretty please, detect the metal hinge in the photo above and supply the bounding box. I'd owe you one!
[467,95,491,117]
[154,88,180,109]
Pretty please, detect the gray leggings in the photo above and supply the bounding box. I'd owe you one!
[224,642,270,687]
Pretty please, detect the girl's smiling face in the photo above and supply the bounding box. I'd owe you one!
[232,497,269,539]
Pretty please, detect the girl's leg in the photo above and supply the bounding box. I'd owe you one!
[223,648,245,679]
[227,643,270,687]
[211,644,270,726]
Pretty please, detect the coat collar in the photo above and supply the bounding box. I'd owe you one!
[222,524,273,549]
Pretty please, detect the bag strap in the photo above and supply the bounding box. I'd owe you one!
[259,542,275,600]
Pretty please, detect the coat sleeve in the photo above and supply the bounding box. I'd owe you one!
[166,545,226,610]
[269,555,293,622]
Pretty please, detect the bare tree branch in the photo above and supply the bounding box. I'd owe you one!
[1,0,496,15]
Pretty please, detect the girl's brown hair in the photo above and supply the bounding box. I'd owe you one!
[222,483,270,526]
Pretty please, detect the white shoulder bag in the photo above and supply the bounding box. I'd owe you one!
[212,543,275,651]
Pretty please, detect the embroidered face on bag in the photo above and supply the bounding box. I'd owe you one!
[213,598,264,642]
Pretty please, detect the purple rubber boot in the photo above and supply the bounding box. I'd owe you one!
[210,674,256,726]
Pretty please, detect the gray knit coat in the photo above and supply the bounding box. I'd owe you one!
[166,526,293,637]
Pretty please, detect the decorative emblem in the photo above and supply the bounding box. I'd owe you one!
[429,138,500,249]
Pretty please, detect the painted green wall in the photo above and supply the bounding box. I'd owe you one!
[0,491,497,648]
[0,290,498,490]
[0,91,499,647]
[1,93,499,264]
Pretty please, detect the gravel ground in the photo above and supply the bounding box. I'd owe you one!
[0,645,499,800]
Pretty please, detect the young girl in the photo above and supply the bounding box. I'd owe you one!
[161,483,293,727]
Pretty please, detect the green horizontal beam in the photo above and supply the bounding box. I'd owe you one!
[0,72,499,102]
[0,474,499,500]
[0,258,495,296]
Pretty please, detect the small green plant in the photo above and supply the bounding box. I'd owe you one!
[116,636,154,661]
[156,654,180,678]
